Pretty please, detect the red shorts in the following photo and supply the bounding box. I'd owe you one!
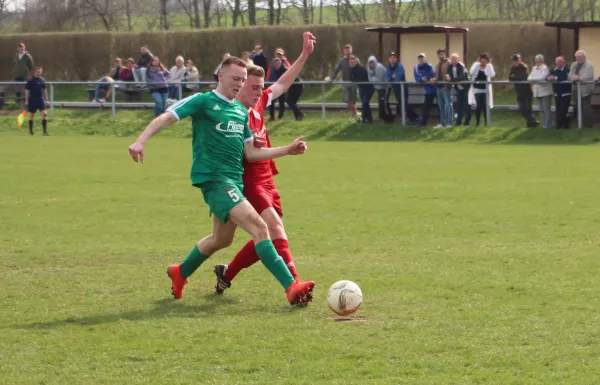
[244,179,283,217]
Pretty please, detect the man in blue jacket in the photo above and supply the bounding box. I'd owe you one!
[414,53,436,127]
[386,52,419,124]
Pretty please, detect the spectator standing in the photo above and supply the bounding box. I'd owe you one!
[447,53,471,126]
[368,55,393,123]
[469,53,495,127]
[93,57,125,103]
[509,54,538,128]
[528,54,554,129]
[266,48,291,79]
[414,53,436,127]
[350,56,373,123]
[386,52,419,124]
[268,57,286,121]
[432,48,452,128]
[168,55,186,102]
[548,56,571,129]
[183,59,200,92]
[286,77,305,121]
[146,56,170,117]
[24,66,48,136]
[13,42,34,104]
[328,44,358,122]
[250,44,269,74]
[133,46,153,87]
[569,50,595,128]
[214,52,231,82]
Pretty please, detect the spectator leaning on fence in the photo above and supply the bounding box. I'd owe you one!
[266,48,291,80]
[548,56,571,129]
[146,56,171,117]
[528,54,554,129]
[469,53,495,127]
[569,50,595,128]
[13,42,34,104]
[268,57,287,121]
[414,53,436,127]
[349,55,373,124]
[386,52,419,124]
[133,46,153,87]
[509,54,538,128]
[168,55,186,103]
[328,44,358,121]
[368,55,393,123]
[183,59,200,92]
[448,53,471,126]
[432,48,452,129]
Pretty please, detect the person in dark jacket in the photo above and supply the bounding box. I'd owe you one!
[447,53,471,126]
[13,42,34,105]
[250,43,269,74]
[547,56,572,129]
[509,54,538,128]
[350,56,373,123]
[268,58,287,120]
[414,53,437,127]
[386,52,419,124]
[133,46,153,88]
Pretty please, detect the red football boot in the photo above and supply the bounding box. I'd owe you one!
[286,280,315,306]
[167,264,188,299]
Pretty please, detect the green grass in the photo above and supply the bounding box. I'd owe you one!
[2,111,600,384]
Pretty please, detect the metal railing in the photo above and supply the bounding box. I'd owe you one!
[0,80,594,129]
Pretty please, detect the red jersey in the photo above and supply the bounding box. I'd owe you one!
[243,88,279,184]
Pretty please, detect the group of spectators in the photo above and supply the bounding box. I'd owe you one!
[9,40,598,128]
[509,50,594,129]
[326,43,596,129]
[93,46,201,117]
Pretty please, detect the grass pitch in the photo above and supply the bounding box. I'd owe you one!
[1,112,600,384]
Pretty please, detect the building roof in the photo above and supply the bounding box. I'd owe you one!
[545,21,600,29]
[365,25,468,34]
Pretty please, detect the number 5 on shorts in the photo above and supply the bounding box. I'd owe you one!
[228,189,240,202]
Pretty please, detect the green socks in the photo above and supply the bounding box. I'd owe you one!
[255,240,295,290]
[180,245,209,278]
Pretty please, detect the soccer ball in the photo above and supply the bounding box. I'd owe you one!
[327,280,363,316]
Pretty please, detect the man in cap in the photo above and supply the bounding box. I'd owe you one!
[414,53,436,127]
[386,51,419,124]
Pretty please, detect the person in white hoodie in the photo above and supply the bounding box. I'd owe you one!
[367,55,392,122]
[528,54,554,129]
[168,56,187,102]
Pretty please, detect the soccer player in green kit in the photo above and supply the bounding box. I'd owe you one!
[127,56,315,306]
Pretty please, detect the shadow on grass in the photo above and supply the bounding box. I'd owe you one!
[13,294,300,329]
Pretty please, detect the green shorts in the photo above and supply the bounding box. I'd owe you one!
[342,84,358,103]
[196,180,246,223]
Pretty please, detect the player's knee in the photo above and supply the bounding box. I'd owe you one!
[211,232,234,250]
[267,222,286,240]
[252,219,270,242]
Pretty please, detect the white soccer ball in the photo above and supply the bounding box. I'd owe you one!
[327,280,363,316]
[324,76,331,82]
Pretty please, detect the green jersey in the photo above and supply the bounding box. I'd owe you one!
[167,91,253,185]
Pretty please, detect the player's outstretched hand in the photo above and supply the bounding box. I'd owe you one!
[253,133,267,148]
[287,136,307,155]
[128,141,145,163]
[302,32,316,56]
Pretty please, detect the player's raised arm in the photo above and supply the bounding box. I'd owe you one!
[244,136,307,162]
[269,32,316,100]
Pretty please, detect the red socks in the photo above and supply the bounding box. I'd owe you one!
[272,239,298,280]
[225,240,258,281]
[224,238,299,281]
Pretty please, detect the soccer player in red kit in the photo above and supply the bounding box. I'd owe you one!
[213,32,316,304]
